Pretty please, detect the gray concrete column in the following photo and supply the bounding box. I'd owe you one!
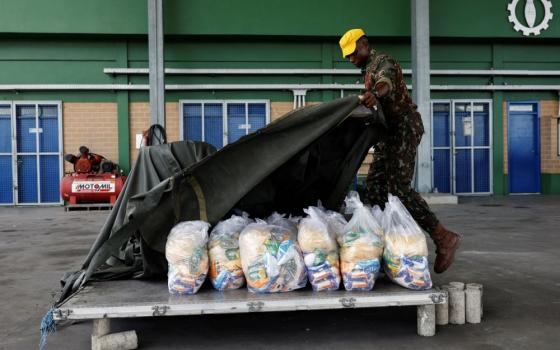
[148,0,165,127]
[411,0,432,192]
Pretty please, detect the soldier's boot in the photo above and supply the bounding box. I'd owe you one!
[430,223,461,274]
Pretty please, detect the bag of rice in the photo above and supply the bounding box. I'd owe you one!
[338,191,383,291]
[239,219,307,293]
[165,220,210,295]
[208,213,252,290]
[298,206,341,291]
[382,194,432,290]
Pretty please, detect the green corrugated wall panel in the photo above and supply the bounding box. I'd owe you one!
[145,41,325,62]
[0,92,116,102]
[502,92,558,100]
[0,61,114,84]
[166,0,410,37]
[0,0,147,34]
[2,1,559,38]
[0,38,120,60]
[492,44,506,195]
[431,92,493,100]
[130,91,295,103]
[541,174,560,194]
[116,41,130,174]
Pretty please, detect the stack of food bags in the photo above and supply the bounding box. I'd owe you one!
[239,217,307,293]
[337,191,384,291]
[382,194,432,290]
[165,221,210,295]
[297,206,341,291]
[208,214,252,290]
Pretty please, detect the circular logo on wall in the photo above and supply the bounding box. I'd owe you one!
[508,0,554,36]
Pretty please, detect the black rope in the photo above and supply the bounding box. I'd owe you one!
[146,124,167,146]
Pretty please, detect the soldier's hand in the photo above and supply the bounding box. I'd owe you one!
[359,91,377,108]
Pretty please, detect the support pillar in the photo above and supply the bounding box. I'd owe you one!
[411,0,432,193]
[417,304,436,336]
[148,0,165,127]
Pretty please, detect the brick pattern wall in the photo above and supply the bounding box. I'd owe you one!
[129,102,151,165]
[62,103,118,174]
[270,102,295,122]
[128,102,181,165]
[540,100,560,174]
[166,103,181,143]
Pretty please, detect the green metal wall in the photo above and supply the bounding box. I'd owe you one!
[1,0,559,38]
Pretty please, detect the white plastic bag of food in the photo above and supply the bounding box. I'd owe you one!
[371,205,384,223]
[383,194,432,290]
[208,213,252,290]
[239,219,307,293]
[298,206,341,291]
[337,191,384,291]
[165,220,210,295]
[267,212,300,234]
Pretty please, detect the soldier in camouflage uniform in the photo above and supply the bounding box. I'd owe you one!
[339,29,460,273]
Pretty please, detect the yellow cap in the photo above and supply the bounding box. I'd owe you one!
[339,28,366,58]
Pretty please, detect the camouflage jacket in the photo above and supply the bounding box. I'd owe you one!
[362,49,417,127]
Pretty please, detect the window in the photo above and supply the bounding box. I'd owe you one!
[180,100,269,150]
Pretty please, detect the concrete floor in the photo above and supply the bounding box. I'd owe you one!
[1,195,559,349]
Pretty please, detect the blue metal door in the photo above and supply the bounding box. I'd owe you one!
[508,102,540,193]
[14,103,62,204]
[0,104,13,204]
[432,101,492,195]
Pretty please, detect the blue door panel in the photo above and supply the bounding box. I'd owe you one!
[17,155,38,203]
[0,107,11,153]
[474,104,490,147]
[0,105,12,203]
[433,111,450,147]
[39,105,59,152]
[248,103,267,133]
[454,104,471,147]
[455,150,472,193]
[432,104,451,193]
[474,149,490,193]
[433,149,451,193]
[40,155,60,203]
[508,103,540,193]
[227,103,246,144]
[183,104,202,142]
[16,107,37,153]
[204,104,223,149]
[0,156,13,204]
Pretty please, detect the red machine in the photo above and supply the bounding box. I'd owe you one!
[60,146,126,205]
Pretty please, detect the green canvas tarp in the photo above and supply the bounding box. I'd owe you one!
[57,96,385,304]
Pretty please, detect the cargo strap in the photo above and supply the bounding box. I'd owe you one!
[187,174,208,222]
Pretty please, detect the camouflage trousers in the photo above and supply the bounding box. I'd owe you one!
[365,111,439,234]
